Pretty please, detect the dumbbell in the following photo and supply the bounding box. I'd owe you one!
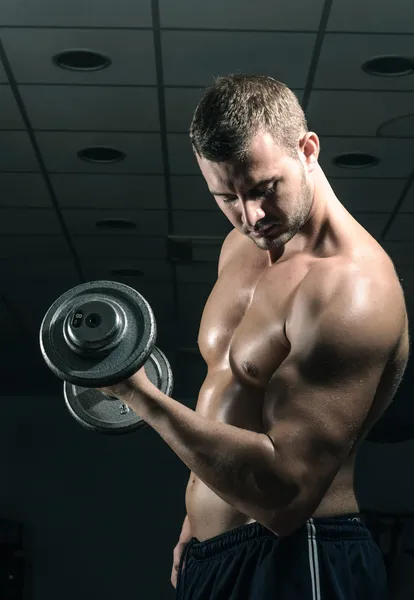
[39,280,173,435]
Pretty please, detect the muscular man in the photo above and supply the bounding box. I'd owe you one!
[102,75,409,599]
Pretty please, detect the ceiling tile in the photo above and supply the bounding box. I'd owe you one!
[22,86,160,131]
[380,115,414,138]
[0,62,8,83]
[161,31,316,87]
[382,242,414,266]
[319,137,414,178]
[385,214,414,241]
[307,91,414,136]
[177,283,212,346]
[315,34,414,90]
[192,243,222,263]
[137,281,175,306]
[0,173,52,207]
[327,0,414,33]
[168,134,198,174]
[51,174,166,209]
[7,280,175,340]
[5,282,82,336]
[0,85,25,129]
[171,135,414,179]
[0,208,62,234]
[0,295,23,344]
[82,259,171,283]
[159,0,325,29]
[1,0,152,26]
[0,235,72,259]
[353,213,390,239]
[0,259,79,281]
[165,87,304,132]
[1,29,156,85]
[170,176,211,210]
[330,178,405,212]
[176,264,217,283]
[73,235,167,260]
[114,282,176,328]
[0,131,39,171]
[35,132,163,173]
[399,181,414,211]
[173,210,232,236]
[165,88,205,132]
[62,209,169,236]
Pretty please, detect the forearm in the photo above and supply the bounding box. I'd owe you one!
[128,387,298,529]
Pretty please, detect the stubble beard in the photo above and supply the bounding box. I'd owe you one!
[252,185,313,251]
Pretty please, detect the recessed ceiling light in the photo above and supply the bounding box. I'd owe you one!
[110,268,144,277]
[361,55,414,77]
[332,153,380,169]
[52,49,112,72]
[77,147,126,164]
[95,219,137,230]
[377,113,414,137]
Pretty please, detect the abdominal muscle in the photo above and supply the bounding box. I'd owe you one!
[186,460,359,542]
[185,369,359,542]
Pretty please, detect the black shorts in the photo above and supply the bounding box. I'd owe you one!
[176,515,387,600]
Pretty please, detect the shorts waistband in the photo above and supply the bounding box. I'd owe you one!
[188,514,370,560]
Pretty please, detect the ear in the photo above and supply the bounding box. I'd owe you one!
[299,132,320,173]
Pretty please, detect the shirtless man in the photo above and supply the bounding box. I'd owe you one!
[102,75,409,599]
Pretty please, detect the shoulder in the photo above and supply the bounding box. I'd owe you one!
[307,253,403,311]
[288,254,406,356]
[218,229,239,275]
[218,229,259,275]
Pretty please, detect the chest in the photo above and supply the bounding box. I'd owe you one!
[198,257,308,386]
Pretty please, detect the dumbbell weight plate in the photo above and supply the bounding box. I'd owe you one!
[40,280,156,387]
[63,347,173,434]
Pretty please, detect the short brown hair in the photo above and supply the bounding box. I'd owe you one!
[189,74,308,162]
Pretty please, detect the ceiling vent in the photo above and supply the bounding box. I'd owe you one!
[53,49,111,72]
[77,147,126,164]
[332,153,380,169]
[362,55,414,77]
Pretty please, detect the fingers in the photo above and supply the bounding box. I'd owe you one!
[171,556,181,588]
[171,541,187,589]
[171,565,178,589]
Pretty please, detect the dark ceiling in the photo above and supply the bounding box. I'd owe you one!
[0,0,413,441]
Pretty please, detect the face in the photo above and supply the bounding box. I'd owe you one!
[196,131,318,252]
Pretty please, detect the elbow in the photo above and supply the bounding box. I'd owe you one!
[256,438,324,536]
[261,481,320,537]
[265,510,306,537]
[264,486,329,537]
[259,484,306,537]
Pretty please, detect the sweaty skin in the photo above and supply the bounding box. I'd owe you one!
[184,132,409,541]
[101,131,409,544]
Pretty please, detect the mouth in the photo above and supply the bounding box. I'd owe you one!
[249,224,279,238]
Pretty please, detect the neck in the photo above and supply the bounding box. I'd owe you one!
[270,164,339,262]
[303,165,335,234]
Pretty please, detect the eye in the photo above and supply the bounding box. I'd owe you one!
[263,183,277,197]
[222,196,238,205]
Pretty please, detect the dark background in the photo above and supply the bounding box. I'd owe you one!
[1,0,414,597]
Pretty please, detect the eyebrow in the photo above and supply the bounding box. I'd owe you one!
[210,178,276,197]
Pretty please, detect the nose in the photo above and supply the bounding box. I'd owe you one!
[240,200,266,229]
